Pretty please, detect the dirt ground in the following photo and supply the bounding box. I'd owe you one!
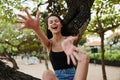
[6,57,120,80]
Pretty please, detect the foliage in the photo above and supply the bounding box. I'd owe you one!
[0,20,43,55]
[107,32,120,45]
[0,0,23,23]
[0,0,93,55]
[36,53,46,60]
[88,52,120,61]
[87,1,120,79]
[88,0,120,32]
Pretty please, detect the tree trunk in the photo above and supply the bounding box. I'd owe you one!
[45,54,49,70]
[42,48,49,70]
[11,58,19,69]
[100,33,107,80]
[38,57,42,63]
[4,52,19,69]
[0,60,41,80]
[62,0,94,36]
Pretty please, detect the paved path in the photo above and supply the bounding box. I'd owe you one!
[7,57,120,80]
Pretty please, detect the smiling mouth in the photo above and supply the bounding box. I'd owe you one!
[52,26,58,29]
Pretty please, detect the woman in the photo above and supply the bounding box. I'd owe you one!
[15,8,88,80]
[42,37,90,80]
[42,48,90,80]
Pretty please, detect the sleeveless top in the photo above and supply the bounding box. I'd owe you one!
[49,50,74,70]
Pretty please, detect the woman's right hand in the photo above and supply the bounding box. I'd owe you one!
[14,8,40,31]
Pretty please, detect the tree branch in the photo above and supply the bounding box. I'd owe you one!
[104,23,120,32]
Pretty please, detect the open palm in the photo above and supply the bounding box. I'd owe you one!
[62,36,79,66]
[15,8,40,31]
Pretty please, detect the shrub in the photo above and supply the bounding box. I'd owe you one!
[89,52,120,61]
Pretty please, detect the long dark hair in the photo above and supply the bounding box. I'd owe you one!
[46,14,63,39]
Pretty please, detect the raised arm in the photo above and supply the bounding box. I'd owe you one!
[15,8,50,48]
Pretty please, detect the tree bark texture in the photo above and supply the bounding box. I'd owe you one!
[0,60,41,80]
[100,33,107,80]
[4,53,19,69]
[62,0,94,36]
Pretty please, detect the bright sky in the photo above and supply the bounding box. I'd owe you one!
[13,0,47,15]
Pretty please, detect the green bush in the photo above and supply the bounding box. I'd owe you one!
[112,50,120,54]
[88,53,101,60]
[89,52,120,61]
[104,53,112,61]
[36,53,46,60]
[111,53,120,61]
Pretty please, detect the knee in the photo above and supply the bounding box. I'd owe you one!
[78,53,90,63]
[42,70,57,80]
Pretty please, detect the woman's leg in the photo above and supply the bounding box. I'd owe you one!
[42,70,58,80]
[74,53,90,80]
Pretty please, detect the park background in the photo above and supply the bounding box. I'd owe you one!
[0,0,120,80]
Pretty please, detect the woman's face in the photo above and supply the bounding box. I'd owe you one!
[48,16,62,34]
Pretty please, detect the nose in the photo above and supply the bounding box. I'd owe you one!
[52,21,57,25]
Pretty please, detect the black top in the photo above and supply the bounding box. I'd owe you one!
[49,50,74,70]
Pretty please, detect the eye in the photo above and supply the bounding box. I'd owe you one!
[49,20,53,24]
[55,19,59,23]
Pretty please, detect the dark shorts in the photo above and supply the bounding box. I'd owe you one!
[55,67,75,80]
